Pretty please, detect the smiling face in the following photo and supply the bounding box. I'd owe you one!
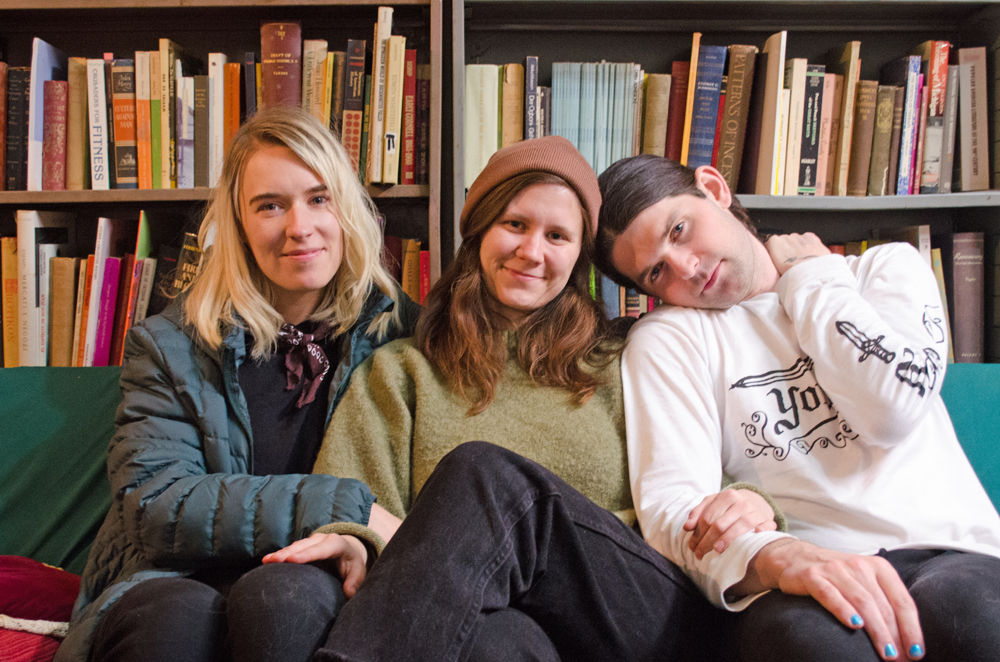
[609,168,776,309]
[479,182,585,325]
[240,143,344,324]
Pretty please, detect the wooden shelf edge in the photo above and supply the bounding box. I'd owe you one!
[741,191,1000,211]
[0,185,430,205]
[6,0,432,9]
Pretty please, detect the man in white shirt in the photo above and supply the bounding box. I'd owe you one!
[595,155,1000,662]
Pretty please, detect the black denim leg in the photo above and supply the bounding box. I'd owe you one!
[316,441,722,662]
[462,608,561,662]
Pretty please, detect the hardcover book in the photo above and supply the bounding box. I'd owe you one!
[795,64,825,196]
[501,63,525,150]
[135,51,153,189]
[957,47,989,192]
[641,73,671,157]
[0,62,6,191]
[781,58,807,196]
[6,67,31,191]
[341,40,367,175]
[914,40,950,194]
[815,73,836,196]
[27,38,68,191]
[42,80,68,191]
[867,85,898,196]
[193,75,210,188]
[66,57,90,191]
[328,51,347,137]
[382,34,406,185]
[49,256,79,367]
[826,41,861,196]
[952,232,985,363]
[740,31,786,195]
[885,86,906,195]
[940,64,960,194]
[401,49,418,185]
[679,32,702,166]
[1,237,17,367]
[846,79,878,196]
[464,64,499,190]
[111,59,138,189]
[524,56,539,140]
[260,22,302,108]
[415,63,431,185]
[149,52,162,189]
[881,55,921,196]
[717,45,757,191]
[367,7,394,184]
[207,53,227,187]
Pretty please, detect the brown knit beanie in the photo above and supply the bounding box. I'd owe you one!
[460,135,600,240]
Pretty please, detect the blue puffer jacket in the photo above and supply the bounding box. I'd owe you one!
[55,288,421,662]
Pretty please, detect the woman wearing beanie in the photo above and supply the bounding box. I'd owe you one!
[269,136,778,661]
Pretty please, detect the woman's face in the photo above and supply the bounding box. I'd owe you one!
[240,144,344,324]
[479,182,585,325]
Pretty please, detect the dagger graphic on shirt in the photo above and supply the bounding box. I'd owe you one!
[835,321,896,364]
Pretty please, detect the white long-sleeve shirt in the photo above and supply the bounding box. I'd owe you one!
[623,242,1000,610]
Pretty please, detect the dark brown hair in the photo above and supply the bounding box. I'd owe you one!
[595,155,755,292]
[416,172,618,414]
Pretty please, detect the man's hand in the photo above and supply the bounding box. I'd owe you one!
[734,539,925,661]
[262,532,369,597]
[765,232,831,276]
[683,489,778,559]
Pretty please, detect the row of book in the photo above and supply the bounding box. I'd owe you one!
[1,7,432,192]
[0,211,200,368]
[597,227,993,364]
[465,33,990,198]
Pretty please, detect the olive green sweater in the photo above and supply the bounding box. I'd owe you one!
[314,337,634,524]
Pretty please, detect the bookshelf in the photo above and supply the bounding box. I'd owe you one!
[453,0,1000,247]
[0,0,444,280]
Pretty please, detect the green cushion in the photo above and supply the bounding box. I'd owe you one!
[940,363,1000,510]
[0,367,121,575]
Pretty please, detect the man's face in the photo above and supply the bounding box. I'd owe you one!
[609,186,764,310]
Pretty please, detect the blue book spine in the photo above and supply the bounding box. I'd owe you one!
[579,63,597,170]
[688,45,727,168]
[524,56,539,140]
[600,274,621,320]
[891,55,922,195]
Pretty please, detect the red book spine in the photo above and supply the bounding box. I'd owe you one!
[418,249,430,304]
[665,61,690,161]
[710,78,727,168]
[42,80,69,191]
[92,256,121,367]
[401,49,417,185]
[260,22,302,108]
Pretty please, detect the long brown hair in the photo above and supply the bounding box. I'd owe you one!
[416,172,618,414]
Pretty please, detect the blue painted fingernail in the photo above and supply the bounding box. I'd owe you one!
[909,644,924,658]
[885,643,897,658]
[850,614,863,626]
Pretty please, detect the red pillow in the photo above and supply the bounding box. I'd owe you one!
[0,628,62,662]
[0,556,80,622]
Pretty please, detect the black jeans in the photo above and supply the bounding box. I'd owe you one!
[728,548,1000,662]
[90,562,347,662]
[315,441,726,662]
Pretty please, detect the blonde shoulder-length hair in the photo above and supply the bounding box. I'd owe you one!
[185,105,401,359]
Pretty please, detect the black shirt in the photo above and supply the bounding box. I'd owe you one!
[239,321,342,476]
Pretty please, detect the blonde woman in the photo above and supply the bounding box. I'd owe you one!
[55,106,419,662]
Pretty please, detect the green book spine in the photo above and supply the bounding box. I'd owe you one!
[358,73,373,184]
[150,97,162,189]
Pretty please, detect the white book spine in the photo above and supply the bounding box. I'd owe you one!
[158,40,173,188]
[208,53,227,187]
[84,218,112,367]
[134,257,157,324]
[369,6,394,183]
[28,38,68,191]
[37,244,57,366]
[86,59,111,191]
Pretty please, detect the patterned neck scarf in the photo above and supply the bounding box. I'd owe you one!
[276,321,332,408]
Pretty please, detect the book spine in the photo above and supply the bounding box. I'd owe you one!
[0,62,6,191]
[687,45,726,169]
[1,237,17,367]
[641,73,671,157]
[134,257,157,323]
[894,56,922,196]
[867,85,897,196]
[665,61,690,162]
[92,256,121,367]
[341,40,367,175]
[401,49,418,185]
[158,40,175,188]
[367,7,393,184]
[66,58,90,191]
[49,256,79,367]
[207,53,227,187]
[911,84,929,194]
[829,42,860,196]
[400,239,421,302]
[194,75,210,188]
[886,85,906,194]
[70,257,87,366]
[224,62,240,155]
[418,249,430,304]
[260,22,303,108]
[104,59,117,189]
[846,79,878,196]
[329,51,347,137]
[76,255,94,366]
[524,56,539,140]
[177,75,195,189]
[953,232,985,363]
[718,46,757,190]
[107,254,135,367]
[680,33,702,166]
[42,80,69,191]
[111,59,138,189]
[6,68,31,191]
[135,51,153,190]
[501,63,525,149]
[815,73,835,195]
[416,63,431,186]
[358,74,373,184]
[940,64,960,194]
[958,47,989,191]
[797,64,825,195]
[782,59,807,196]
[173,233,202,295]
[710,76,727,167]
[244,52,258,120]
[37,244,56,365]
[149,52,162,189]
[382,35,406,185]
[85,61,110,191]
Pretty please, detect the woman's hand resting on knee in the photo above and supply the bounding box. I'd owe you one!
[683,489,778,559]
[262,533,368,597]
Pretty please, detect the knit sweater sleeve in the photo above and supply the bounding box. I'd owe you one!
[314,339,418,520]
